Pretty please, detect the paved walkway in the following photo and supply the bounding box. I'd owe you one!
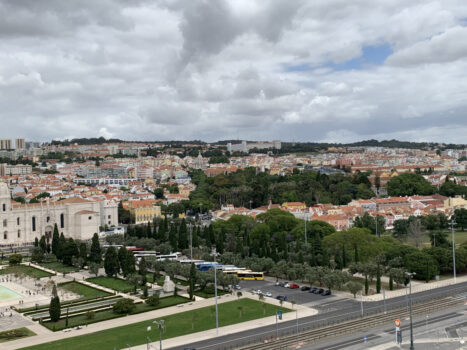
[2,295,317,350]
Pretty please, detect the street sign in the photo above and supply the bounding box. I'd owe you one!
[396,328,402,344]
[394,319,401,327]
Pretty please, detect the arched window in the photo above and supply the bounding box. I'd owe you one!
[32,217,36,232]
[46,216,50,223]
[60,213,64,228]
[17,230,20,238]
[3,231,7,240]
[2,219,6,227]
[2,204,5,212]
[17,217,20,225]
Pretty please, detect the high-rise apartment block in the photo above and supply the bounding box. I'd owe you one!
[15,138,25,150]
[0,139,12,150]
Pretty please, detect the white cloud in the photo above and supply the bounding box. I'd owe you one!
[0,0,466,142]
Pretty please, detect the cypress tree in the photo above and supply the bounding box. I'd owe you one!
[169,224,177,249]
[354,244,359,263]
[90,233,102,263]
[189,262,196,300]
[104,247,119,277]
[376,265,381,294]
[389,274,394,291]
[57,233,66,261]
[52,224,60,257]
[178,219,188,250]
[118,246,127,275]
[39,236,47,254]
[192,225,199,248]
[34,237,39,247]
[342,245,347,268]
[49,296,61,322]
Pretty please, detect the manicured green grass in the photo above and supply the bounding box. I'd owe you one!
[0,265,54,278]
[39,262,80,274]
[59,281,111,300]
[40,296,190,331]
[22,299,288,350]
[194,288,230,298]
[0,327,36,343]
[87,277,134,293]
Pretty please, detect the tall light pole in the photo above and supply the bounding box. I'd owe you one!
[213,249,219,335]
[406,272,416,350]
[189,222,193,261]
[152,319,165,350]
[375,203,379,238]
[452,219,457,283]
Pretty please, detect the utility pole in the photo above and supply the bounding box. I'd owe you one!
[375,203,379,238]
[452,219,457,283]
[360,291,364,317]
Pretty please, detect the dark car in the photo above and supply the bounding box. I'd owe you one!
[276,295,288,301]
[314,288,324,294]
[301,286,310,291]
[309,287,318,293]
[322,290,331,296]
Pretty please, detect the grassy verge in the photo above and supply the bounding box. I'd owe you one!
[0,328,36,343]
[39,262,80,274]
[22,299,288,350]
[193,289,230,298]
[0,265,54,278]
[59,281,112,300]
[87,277,134,293]
[40,296,190,331]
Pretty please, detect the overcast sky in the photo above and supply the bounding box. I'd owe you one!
[1,0,467,143]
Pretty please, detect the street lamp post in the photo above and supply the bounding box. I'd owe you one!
[152,319,165,350]
[304,216,307,245]
[406,272,416,350]
[213,250,219,335]
[452,219,457,283]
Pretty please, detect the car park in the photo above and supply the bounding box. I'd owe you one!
[301,286,310,291]
[276,295,287,301]
[289,283,300,289]
[284,283,290,288]
[309,287,318,293]
[263,291,272,297]
[322,290,331,296]
[314,288,324,294]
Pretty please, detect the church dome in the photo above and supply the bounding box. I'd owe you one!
[0,182,10,198]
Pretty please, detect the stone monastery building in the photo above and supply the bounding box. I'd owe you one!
[0,182,118,247]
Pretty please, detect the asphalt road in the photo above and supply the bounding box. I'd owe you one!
[168,281,467,350]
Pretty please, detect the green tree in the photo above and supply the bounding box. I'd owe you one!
[62,238,79,266]
[104,246,119,277]
[405,251,438,282]
[454,208,467,231]
[89,262,100,277]
[146,294,160,306]
[189,262,196,300]
[89,233,102,263]
[51,224,60,257]
[39,235,47,254]
[57,233,66,260]
[9,253,22,265]
[49,296,61,322]
[387,173,435,196]
[346,281,363,298]
[113,298,135,314]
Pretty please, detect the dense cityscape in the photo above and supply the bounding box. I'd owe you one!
[2,1,467,350]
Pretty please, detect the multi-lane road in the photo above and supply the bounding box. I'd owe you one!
[168,280,467,350]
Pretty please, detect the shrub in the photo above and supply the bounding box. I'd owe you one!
[85,311,95,320]
[9,253,22,265]
[112,298,135,314]
[145,294,160,307]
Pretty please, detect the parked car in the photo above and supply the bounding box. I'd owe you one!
[322,290,331,296]
[289,283,300,289]
[300,286,310,291]
[309,287,318,293]
[234,285,241,290]
[264,291,272,297]
[275,281,281,286]
[276,295,288,301]
[284,283,290,288]
[314,288,324,294]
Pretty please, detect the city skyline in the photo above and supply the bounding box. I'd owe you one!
[1,1,467,143]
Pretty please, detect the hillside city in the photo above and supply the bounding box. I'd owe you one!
[1,138,467,349]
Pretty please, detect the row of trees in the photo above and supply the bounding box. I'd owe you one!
[387,172,467,197]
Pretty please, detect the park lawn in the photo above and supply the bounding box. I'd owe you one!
[194,289,230,298]
[446,231,467,246]
[0,327,36,343]
[22,299,289,350]
[59,281,111,300]
[41,296,190,331]
[39,262,80,274]
[87,276,134,293]
[0,265,54,278]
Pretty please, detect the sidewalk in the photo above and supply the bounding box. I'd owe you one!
[2,294,317,350]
